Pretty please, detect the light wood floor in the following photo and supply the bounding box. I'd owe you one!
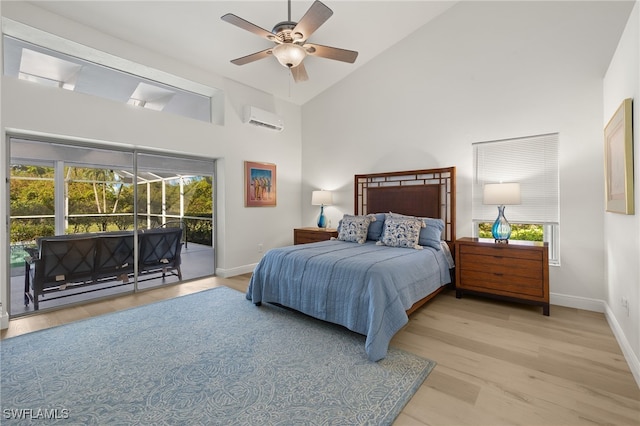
[2,275,639,426]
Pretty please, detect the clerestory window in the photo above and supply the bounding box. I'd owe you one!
[2,18,222,124]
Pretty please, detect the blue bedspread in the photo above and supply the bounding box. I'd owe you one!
[247,240,452,361]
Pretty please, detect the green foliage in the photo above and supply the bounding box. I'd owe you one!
[10,166,55,216]
[10,165,213,246]
[185,177,213,215]
[66,167,135,232]
[11,219,55,242]
[185,216,213,246]
[478,223,543,241]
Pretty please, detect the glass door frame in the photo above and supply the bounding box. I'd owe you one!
[6,135,216,316]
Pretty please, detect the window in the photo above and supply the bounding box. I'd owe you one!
[472,133,560,265]
[2,17,223,124]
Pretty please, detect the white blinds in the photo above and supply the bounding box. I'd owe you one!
[137,152,214,176]
[10,137,214,178]
[472,133,559,224]
[10,138,133,169]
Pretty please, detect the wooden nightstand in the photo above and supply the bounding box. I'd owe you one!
[293,227,338,245]
[455,237,550,315]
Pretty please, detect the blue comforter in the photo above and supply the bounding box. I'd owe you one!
[247,240,452,361]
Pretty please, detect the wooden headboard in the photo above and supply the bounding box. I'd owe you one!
[354,167,456,246]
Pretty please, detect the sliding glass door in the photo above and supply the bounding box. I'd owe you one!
[8,137,215,316]
[135,152,215,290]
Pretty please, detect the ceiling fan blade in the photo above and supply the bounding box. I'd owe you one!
[304,43,358,63]
[221,13,275,40]
[230,48,273,66]
[290,62,309,83]
[292,1,333,42]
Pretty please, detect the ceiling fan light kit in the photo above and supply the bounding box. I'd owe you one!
[272,43,306,68]
[221,0,358,83]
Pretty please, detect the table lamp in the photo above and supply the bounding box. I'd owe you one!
[483,183,521,243]
[311,190,333,228]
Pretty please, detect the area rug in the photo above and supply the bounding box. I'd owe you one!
[1,286,435,425]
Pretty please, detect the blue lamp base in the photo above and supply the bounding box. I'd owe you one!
[317,205,327,228]
[491,205,511,243]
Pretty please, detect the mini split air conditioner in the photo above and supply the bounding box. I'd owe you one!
[242,106,284,132]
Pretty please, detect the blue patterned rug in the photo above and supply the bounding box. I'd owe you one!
[1,286,435,425]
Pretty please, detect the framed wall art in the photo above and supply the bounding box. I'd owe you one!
[604,98,634,215]
[245,161,276,207]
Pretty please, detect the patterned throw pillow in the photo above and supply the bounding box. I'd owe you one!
[388,212,444,250]
[379,216,423,249]
[337,215,373,244]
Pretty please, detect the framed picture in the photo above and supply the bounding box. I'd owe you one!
[604,98,634,215]
[245,161,276,207]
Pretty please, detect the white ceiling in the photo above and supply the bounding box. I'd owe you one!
[19,1,637,106]
[27,1,459,105]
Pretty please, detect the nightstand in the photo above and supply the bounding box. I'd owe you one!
[293,227,338,245]
[455,237,550,315]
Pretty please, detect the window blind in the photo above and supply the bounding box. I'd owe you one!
[10,138,133,169]
[472,133,559,225]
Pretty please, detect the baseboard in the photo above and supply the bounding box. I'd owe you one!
[215,264,257,278]
[551,292,639,389]
[550,292,606,312]
[604,303,640,388]
[1,311,9,329]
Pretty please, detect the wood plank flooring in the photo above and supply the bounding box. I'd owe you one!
[2,275,639,425]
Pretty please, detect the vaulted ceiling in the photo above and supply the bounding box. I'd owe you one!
[19,1,637,105]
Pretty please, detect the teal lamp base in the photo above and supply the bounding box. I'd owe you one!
[317,205,327,228]
[491,205,511,243]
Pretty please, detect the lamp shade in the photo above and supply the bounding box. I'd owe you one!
[311,190,333,206]
[272,43,306,68]
[483,183,521,205]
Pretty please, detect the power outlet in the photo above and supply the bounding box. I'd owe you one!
[621,297,629,316]
[257,243,263,253]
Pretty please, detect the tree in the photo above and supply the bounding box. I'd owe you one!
[66,167,134,232]
[10,165,55,242]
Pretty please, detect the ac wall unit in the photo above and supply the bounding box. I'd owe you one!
[242,106,284,132]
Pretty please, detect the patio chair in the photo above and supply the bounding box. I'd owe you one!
[138,227,183,280]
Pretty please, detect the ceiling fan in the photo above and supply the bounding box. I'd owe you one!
[221,0,358,83]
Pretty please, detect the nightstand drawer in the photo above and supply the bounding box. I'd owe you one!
[294,228,338,245]
[459,254,542,279]
[295,233,329,244]
[459,270,545,297]
[459,244,542,261]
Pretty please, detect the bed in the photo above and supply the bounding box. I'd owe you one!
[247,167,456,361]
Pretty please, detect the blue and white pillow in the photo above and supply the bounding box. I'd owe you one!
[378,216,423,249]
[337,214,373,244]
[388,212,444,250]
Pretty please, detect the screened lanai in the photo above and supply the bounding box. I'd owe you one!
[8,137,216,317]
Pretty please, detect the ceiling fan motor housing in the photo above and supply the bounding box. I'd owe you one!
[271,21,303,43]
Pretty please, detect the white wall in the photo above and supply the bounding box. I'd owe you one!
[603,1,640,385]
[302,2,617,309]
[0,1,304,321]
